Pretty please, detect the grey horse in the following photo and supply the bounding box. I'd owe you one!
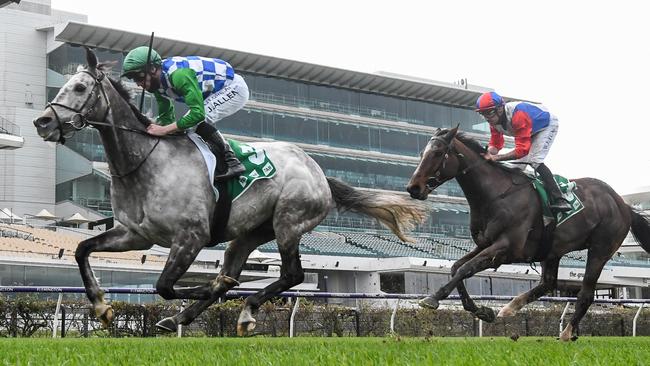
[33,48,427,335]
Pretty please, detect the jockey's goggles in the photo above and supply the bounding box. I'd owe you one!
[478,108,498,118]
[125,71,146,82]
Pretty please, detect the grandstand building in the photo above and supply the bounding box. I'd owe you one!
[1,1,648,303]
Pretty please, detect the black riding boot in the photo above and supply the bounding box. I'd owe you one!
[536,163,572,213]
[196,123,245,182]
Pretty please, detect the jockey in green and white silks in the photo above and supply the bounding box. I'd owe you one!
[122,46,248,181]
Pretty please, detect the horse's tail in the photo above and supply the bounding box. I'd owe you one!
[326,177,428,242]
[629,208,650,253]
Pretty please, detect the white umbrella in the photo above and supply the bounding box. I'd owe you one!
[1,208,23,221]
[32,209,58,220]
[65,212,91,224]
[247,249,279,263]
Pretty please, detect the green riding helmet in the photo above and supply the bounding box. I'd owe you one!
[121,46,162,78]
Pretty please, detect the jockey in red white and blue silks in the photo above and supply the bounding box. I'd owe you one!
[475,91,571,212]
[476,91,557,168]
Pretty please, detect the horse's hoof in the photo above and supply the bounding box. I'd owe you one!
[156,317,178,333]
[475,306,496,323]
[418,296,439,310]
[236,319,257,337]
[497,306,516,318]
[95,304,114,328]
[559,324,574,342]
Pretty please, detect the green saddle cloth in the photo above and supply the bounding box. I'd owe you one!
[225,139,277,201]
[529,173,584,226]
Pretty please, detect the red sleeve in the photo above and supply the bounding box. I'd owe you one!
[511,110,532,158]
[488,125,504,150]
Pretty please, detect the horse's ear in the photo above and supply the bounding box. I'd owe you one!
[85,47,98,70]
[446,125,459,141]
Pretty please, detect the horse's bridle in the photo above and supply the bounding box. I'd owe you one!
[46,69,159,178]
[424,135,487,190]
[46,70,150,142]
[46,70,110,142]
[424,134,531,208]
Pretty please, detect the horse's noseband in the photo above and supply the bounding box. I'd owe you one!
[46,70,110,142]
[423,136,486,191]
[424,136,453,190]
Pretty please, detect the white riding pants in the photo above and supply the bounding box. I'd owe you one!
[513,117,559,169]
[203,74,249,125]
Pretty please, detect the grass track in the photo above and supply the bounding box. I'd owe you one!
[0,337,649,366]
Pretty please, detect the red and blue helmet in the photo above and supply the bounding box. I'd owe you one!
[475,92,504,112]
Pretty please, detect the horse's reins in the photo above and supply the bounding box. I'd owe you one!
[46,69,160,178]
[424,135,529,202]
[47,71,152,136]
[424,136,487,190]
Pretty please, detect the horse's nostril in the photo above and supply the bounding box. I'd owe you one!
[34,117,52,128]
[406,185,420,197]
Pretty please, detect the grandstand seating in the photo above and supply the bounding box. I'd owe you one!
[0,224,164,265]
[4,224,645,269]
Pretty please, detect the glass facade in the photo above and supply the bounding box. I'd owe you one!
[243,73,487,133]
[0,264,158,302]
[403,272,537,297]
[46,43,496,237]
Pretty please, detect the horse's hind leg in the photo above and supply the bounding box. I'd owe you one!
[238,204,324,336]
[498,257,560,318]
[237,230,304,336]
[560,250,611,341]
[75,226,152,327]
[155,226,275,333]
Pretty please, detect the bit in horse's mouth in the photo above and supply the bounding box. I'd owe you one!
[43,129,61,142]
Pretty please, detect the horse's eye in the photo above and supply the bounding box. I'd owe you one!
[73,83,87,92]
[433,151,444,157]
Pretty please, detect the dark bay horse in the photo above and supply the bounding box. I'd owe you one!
[406,127,650,341]
[33,48,427,335]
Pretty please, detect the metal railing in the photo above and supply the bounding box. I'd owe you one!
[0,286,648,338]
[0,115,20,135]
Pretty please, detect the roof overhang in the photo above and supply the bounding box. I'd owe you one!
[53,21,512,108]
[0,0,20,9]
[623,188,650,204]
[0,133,24,149]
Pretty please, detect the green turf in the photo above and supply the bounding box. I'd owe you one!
[0,337,648,366]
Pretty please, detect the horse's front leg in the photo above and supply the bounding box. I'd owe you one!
[75,226,152,327]
[154,228,209,301]
[450,247,496,322]
[420,237,510,311]
[155,227,273,333]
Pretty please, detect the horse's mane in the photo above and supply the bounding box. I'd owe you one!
[106,76,132,102]
[99,67,152,127]
[455,132,487,155]
[95,62,132,102]
[438,129,530,178]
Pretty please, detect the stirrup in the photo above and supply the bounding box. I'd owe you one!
[550,199,572,213]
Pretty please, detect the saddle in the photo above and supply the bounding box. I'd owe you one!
[496,162,584,261]
[188,135,277,246]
